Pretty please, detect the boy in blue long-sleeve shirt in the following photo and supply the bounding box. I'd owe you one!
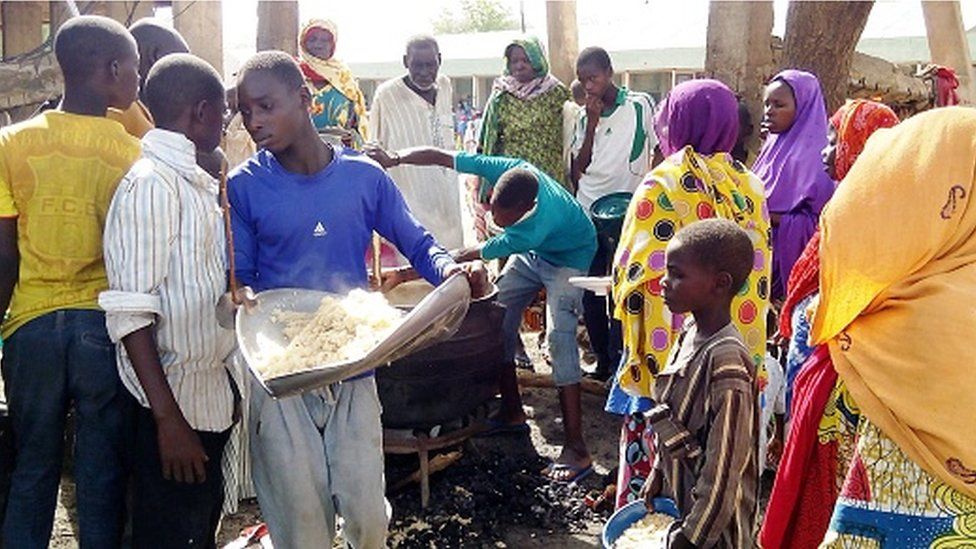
[368,145,597,483]
[228,51,476,548]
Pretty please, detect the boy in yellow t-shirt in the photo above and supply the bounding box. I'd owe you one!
[0,16,140,547]
[106,18,190,139]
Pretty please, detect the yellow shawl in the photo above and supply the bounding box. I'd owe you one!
[812,107,976,498]
[299,19,368,140]
[612,147,771,397]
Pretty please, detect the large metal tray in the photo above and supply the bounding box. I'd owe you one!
[236,274,472,398]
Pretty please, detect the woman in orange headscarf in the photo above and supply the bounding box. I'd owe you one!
[813,107,976,546]
[298,19,368,144]
[760,100,899,549]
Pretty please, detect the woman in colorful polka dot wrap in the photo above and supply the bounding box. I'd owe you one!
[610,79,772,400]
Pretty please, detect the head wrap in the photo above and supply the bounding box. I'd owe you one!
[829,99,900,181]
[491,36,561,102]
[752,70,835,298]
[612,112,770,397]
[753,69,835,214]
[653,78,739,157]
[298,19,368,139]
[478,36,564,190]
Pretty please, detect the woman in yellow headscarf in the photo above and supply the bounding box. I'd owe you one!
[298,19,368,144]
[815,107,976,547]
[605,79,771,508]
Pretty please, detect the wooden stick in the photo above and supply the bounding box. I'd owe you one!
[218,157,240,304]
[390,450,463,492]
[371,233,383,289]
[516,369,608,396]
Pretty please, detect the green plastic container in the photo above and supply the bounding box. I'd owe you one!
[590,192,633,252]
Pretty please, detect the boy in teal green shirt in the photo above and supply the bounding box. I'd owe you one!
[367,146,597,482]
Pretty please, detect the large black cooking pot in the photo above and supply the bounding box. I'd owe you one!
[377,281,505,429]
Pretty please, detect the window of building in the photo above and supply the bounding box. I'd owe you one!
[628,71,672,103]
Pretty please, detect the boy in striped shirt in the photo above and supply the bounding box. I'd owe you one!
[100,54,233,548]
[641,219,759,549]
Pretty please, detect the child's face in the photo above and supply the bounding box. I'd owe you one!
[661,240,722,314]
[238,71,309,154]
[762,80,797,135]
[489,201,531,229]
[576,62,612,103]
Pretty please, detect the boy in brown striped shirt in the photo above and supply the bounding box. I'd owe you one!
[641,219,760,548]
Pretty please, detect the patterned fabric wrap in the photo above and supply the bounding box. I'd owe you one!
[760,343,861,549]
[829,99,900,183]
[614,413,656,510]
[478,36,566,201]
[307,85,360,142]
[822,419,976,547]
[611,147,771,398]
[298,19,369,140]
[480,88,570,196]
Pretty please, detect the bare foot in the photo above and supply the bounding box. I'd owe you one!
[542,446,592,482]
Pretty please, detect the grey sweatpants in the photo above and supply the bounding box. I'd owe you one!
[248,376,390,549]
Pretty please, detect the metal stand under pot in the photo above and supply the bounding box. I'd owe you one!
[378,281,506,508]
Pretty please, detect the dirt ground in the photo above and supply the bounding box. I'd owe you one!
[215,330,621,547]
[43,330,621,548]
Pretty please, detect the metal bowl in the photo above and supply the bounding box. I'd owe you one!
[602,498,680,548]
[236,273,472,398]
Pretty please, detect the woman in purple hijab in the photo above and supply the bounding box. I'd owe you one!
[753,70,836,300]
[606,79,772,513]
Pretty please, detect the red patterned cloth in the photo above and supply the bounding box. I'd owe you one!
[760,346,838,549]
[614,415,656,510]
[935,66,961,107]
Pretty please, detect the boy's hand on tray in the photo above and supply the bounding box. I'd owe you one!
[445,260,489,299]
[233,286,258,308]
[640,468,663,509]
[216,286,258,329]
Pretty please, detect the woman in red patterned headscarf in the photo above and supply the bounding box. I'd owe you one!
[761,99,899,549]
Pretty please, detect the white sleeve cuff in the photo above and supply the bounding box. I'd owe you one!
[98,290,162,342]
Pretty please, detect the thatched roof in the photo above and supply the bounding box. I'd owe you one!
[847,51,931,114]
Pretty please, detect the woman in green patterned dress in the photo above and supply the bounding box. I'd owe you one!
[478,36,571,201]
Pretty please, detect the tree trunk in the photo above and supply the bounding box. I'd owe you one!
[173,0,224,77]
[545,1,579,87]
[257,0,299,57]
[781,1,874,113]
[2,1,46,58]
[704,0,775,156]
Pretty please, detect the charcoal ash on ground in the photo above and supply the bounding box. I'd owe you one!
[387,444,610,548]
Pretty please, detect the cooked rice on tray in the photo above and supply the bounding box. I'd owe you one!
[257,289,404,378]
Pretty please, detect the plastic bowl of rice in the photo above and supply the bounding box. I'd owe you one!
[602,498,680,549]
